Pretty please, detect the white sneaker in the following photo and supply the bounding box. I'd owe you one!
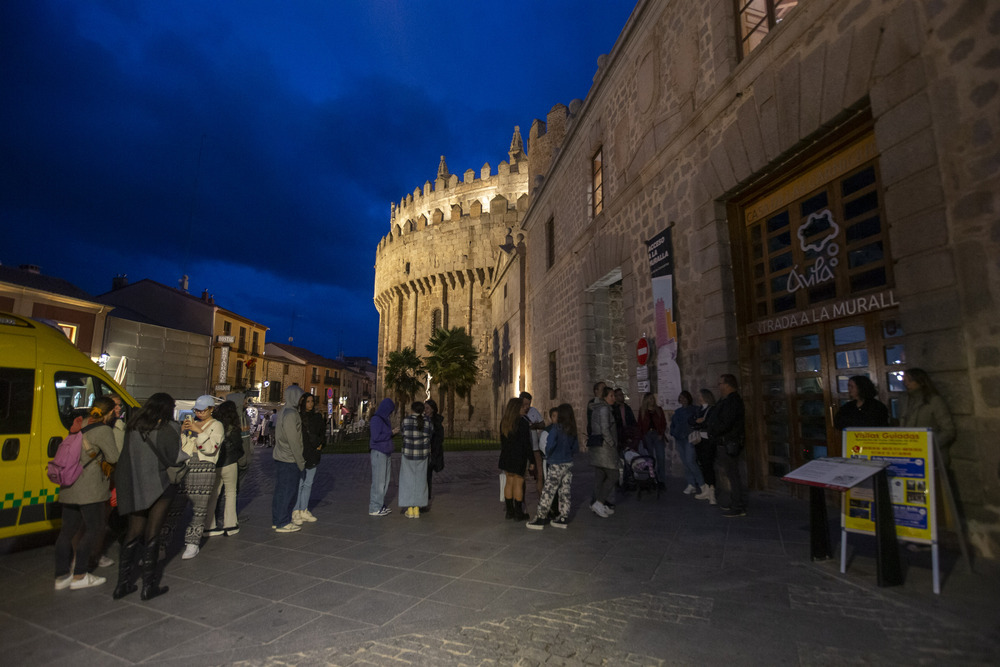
[682,484,696,495]
[181,544,200,560]
[300,509,318,522]
[205,527,226,537]
[695,485,714,500]
[98,555,114,567]
[274,523,301,533]
[291,510,304,525]
[69,573,106,590]
[55,575,73,591]
[590,502,610,518]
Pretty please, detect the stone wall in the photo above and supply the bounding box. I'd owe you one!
[519,0,1000,556]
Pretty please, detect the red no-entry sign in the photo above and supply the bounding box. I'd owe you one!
[636,337,649,366]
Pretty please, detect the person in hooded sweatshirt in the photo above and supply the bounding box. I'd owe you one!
[272,385,306,533]
[368,398,396,516]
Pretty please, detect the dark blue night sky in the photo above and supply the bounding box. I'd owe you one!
[1,1,635,361]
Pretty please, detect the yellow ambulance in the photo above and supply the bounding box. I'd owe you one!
[0,312,138,539]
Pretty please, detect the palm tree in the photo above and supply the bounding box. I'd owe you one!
[425,326,479,433]
[383,347,425,425]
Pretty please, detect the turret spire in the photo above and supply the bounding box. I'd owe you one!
[437,155,450,180]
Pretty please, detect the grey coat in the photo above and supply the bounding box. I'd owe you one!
[588,402,619,470]
[115,422,182,515]
[58,423,119,505]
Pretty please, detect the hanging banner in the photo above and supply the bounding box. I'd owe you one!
[842,428,936,542]
[646,228,681,410]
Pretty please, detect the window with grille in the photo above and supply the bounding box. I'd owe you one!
[431,308,442,334]
[736,0,800,59]
[592,148,604,217]
[746,159,891,319]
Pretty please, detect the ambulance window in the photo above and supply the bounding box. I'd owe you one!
[53,371,117,429]
[0,368,34,434]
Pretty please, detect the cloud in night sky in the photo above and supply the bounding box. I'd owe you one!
[0,0,635,360]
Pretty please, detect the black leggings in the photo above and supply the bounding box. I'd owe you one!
[695,439,717,486]
[55,501,105,577]
[124,486,177,544]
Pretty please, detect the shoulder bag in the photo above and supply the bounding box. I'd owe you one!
[143,430,191,485]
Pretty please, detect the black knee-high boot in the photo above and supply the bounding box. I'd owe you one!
[112,538,141,599]
[140,539,169,601]
[504,498,514,520]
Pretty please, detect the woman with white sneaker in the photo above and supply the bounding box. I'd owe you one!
[587,387,618,518]
[163,395,223,559]
[203,400,244,537]
[54,397,119,591]
[669,391,704,496]
[293,392,325,524]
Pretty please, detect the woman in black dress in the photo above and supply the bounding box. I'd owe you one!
[498,397,533,520]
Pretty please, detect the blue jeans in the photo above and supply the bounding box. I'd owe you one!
[676,436,705,487]
[272,461,300,527]
[643,431,668,484]
[295,467,317,512]
[369,450,391,513]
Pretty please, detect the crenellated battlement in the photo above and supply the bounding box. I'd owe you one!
[377,127,530,250]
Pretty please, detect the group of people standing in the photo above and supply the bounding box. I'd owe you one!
[367,397,445,518]
[54,390,253,600]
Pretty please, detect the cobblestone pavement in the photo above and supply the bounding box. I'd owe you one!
[2,447,998,666]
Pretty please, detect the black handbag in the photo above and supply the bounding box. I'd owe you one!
[587,433,604,448]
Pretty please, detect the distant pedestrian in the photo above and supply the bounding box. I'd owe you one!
[114,393,182,601]
[498,397,533,520]
[54,397,119,591]
[293,393,325,524]
[399,402,433,518]
[163,394,223,559]
[670,391,703,495]
[637,392,668,489]
[527,403,579,530]
[692,389,717,504]
[203,400,244,537]
[368,398,396,517]
[425,399,445,508]
[710,374,747,518]
[588,387,618,518]
[272,385,306,533]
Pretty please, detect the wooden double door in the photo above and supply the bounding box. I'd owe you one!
[750,311,906,486]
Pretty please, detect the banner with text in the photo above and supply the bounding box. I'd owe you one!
[647,228,681,410]
[842,428,936,542]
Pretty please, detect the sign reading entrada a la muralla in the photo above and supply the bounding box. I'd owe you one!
[749,289,898,336]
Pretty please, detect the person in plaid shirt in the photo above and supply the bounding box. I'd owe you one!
[398,402,433,518]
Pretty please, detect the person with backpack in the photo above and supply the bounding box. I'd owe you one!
[113,393,182,600]
[53,397,119,591]
[203,400,244,537]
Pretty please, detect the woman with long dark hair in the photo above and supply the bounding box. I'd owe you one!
[294,393,325,523]
[399,401,433,518]
[54,397,119,591]
[425,398,445,507]
[526,403,578,530]
[638,392,668,489]
[499,397,533,520]
[204,400,244,537]
[834,375,889,430]
[113,393,181,600]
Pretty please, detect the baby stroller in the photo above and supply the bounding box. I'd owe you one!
[628,453,660,500]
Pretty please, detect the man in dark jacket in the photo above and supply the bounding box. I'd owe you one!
[707,374,747,517]
[368,398,396,516]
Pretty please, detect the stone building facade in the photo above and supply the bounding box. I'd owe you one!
[373,0,1000,555]
[517,0,1000,556]
[374,130,530,432]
